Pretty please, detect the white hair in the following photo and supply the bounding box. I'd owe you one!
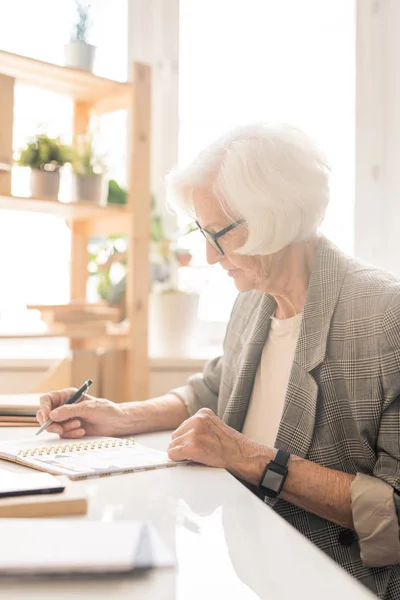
[166,123,330,255]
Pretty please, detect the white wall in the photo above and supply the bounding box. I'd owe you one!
[356,0,400,274]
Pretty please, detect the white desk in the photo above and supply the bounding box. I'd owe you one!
[0,428,374,600]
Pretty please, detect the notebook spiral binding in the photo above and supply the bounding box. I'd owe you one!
[18,438,136,458]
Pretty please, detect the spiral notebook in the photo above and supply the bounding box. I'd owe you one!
[0,436,179,480]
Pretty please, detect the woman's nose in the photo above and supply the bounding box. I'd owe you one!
[206,240,221,265]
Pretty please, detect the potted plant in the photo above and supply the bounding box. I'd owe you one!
[16,134,71,198]
[88,235,127,319]
[65,0,96,72]
[88,199,199,356]
[148,203,199,357]
[72,136,106,204]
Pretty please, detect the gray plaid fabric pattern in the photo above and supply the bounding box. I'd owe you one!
[188,236,400,599]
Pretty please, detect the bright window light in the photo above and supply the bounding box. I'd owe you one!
[179,0,355,324]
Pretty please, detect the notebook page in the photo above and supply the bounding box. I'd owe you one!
[0,436,177,478]
[0,520,174,574]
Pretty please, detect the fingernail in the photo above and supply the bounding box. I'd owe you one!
[50,410,58,419]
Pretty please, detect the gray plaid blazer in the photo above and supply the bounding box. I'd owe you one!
[186,236,400,599]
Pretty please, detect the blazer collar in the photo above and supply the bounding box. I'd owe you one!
[296,235,348,372]
[222,292,276,430]
[238,235,349,372]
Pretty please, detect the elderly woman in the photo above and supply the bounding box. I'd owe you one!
[38,124,400,599]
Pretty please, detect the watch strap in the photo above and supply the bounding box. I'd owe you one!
[259,449,290,498]
[273,448,290,468]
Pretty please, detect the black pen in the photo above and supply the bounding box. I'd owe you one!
[35,379,93,436]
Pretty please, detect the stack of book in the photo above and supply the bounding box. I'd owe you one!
[28,302,121,336]
[0,394,40,427]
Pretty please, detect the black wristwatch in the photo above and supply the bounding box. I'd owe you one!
[259,449,290,498]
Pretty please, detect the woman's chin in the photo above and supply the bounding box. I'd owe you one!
[230,272,253,292]
[234,282,254,292]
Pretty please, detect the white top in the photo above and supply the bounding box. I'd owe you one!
[0,428,373,600]
[242,312,303,447]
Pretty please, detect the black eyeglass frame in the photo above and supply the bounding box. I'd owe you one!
[195,218,245,255]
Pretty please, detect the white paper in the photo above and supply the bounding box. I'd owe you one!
[0,470,62,496]
[0,520,174,574]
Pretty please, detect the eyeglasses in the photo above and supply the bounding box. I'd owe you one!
[195,218,245,256]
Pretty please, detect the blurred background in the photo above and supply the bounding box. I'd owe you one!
[0,0,394,401]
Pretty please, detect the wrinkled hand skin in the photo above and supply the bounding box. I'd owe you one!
[167,408,271,480]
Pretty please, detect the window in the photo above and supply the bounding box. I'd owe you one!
[179,0,355,324]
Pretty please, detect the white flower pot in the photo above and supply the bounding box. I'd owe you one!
[73,174,105,204]
[65,41,96,72]
[30,169,60,199]
[149,291,199,357]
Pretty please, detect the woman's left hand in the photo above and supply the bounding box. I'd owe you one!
[167,408,263,472]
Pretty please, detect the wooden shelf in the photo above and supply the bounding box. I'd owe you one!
[0,50,130,112]
[0,57,151,401]
[0,195,131,233]
[0,329,129,350]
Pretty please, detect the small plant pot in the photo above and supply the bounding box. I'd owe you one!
[73,174,105,204]
[149,291,199,357]
[30,169,60,199]
[65,41,96,72]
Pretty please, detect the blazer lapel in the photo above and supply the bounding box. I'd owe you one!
[275,236,349,457]
[222,292,276,431]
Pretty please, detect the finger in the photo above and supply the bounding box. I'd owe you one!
[38,397,52,421]
[168,432,188,449]
[36,409,44,424]
[45,423,64,436]
[171,420,195,440]
[39,388,78,418]
[168,432,194,458]
[171,409,215,441]
[60,428,86,439]
[60,419,81,433]
[168,443,209,466]
[168,431,212,465]
[168,443,191,462]
[50,399,92,422]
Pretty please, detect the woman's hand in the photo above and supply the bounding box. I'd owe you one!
[167,408,266,474]
[36,388,131,438]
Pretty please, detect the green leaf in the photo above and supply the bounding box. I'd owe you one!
[16,134,72,169]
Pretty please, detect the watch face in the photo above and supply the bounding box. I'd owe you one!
[263,469,283,493]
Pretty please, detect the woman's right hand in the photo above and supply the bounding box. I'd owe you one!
[36,388,131,439]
